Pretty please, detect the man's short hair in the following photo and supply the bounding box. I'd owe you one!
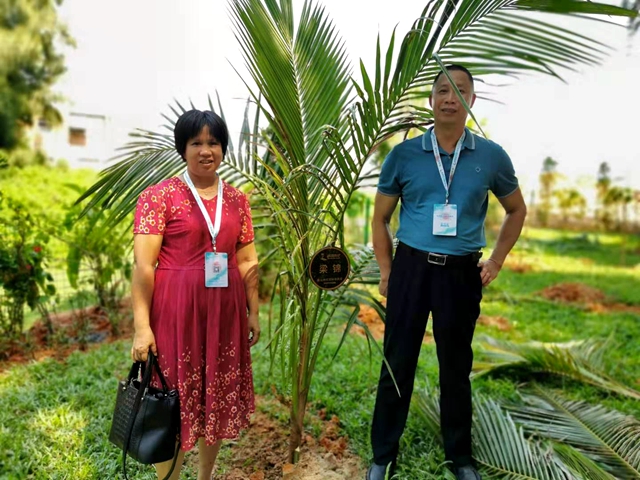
[174,110,230,158]
[433,64,474,89]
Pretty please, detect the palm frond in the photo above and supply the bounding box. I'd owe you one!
[472,335,640,400]
[354,0,636,158]
[230,0,352,168]
[508,385,640,478]
[413,389,572,479]
[553,443,616,480]
[75,97,257,224]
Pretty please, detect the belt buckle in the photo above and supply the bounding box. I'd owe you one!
[427,252,447,266]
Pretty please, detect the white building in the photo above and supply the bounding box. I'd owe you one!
[31,110,115,170]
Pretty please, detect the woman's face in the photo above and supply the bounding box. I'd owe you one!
[183,126,223,177]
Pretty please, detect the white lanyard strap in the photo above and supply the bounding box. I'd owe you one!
[430,129,465,204]
[183,170,223,252]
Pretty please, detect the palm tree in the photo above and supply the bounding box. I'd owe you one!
[79,0,638,462]
[539,156,559,226]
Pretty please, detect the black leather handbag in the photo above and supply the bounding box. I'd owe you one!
[109,351,181,479]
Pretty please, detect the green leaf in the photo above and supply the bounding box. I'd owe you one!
[66,246,82,289]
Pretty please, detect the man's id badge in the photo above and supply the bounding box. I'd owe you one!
[205,252,228,287]
[433,204,458,236]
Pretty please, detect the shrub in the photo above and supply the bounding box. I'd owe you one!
[0,193,56,348]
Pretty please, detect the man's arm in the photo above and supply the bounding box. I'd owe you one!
[480,187,527,286]
[372,192,400,297]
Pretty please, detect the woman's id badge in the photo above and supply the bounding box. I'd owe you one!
[205,252,228,287]
[433,204,457,236]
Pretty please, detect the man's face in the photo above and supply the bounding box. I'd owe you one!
[429,70,476,126]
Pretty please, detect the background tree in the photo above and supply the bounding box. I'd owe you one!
[554,188,587,225]
[0,0,74,154]
[79,0,638,464]
[596,161,612,228]
[604,186,634,231]
[538,156,559,226]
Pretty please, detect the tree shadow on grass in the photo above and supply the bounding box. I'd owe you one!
[0,341,158,479]
[519,234,640,268]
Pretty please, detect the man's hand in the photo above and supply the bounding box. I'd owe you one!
[131,327,157,362]
[248,311,260,347]
[478,258,501,287]
[378,277,389,298]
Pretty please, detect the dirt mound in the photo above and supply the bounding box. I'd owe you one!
[503,254,534,274]
[539,283,607,304]
[351,304,432,343]
[477,315,512,331]
[537,283,640,315]
[207,398,364,480]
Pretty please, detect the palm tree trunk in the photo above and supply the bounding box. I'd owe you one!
[288,389,308,463]
[288,310,312,463]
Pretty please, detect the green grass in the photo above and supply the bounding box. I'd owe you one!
[0,342,200,479]
[1,227,639,479]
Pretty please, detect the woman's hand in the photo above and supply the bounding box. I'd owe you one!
[248,311,260,347]
[131,327,157,362]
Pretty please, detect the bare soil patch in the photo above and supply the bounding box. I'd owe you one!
[539,283,608,304]
[477,315,512,331]
[503,254,535,274]
[0,300,133,372]
[351,303,433,343]
[190,397,364,480]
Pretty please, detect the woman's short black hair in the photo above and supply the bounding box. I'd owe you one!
[174,109,229,158]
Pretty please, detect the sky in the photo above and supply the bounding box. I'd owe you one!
[55,0,640,193]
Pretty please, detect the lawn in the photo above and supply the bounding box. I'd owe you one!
[1,228,639,479]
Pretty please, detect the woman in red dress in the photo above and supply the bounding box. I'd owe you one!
[131,109,260,479]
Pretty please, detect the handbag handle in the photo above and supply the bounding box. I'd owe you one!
[121,350,180,480]
[135,353,171,393]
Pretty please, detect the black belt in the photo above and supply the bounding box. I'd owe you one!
[397,242,481,267]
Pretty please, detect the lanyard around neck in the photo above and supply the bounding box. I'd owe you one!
[430,129,465,204]
[183,170,223,252]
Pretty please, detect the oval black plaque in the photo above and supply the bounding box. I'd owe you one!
[309,246,350,290]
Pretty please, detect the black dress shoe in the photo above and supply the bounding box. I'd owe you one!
[455,465,481,480]
[366,461,395,480]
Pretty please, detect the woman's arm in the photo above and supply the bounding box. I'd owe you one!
[236,242,260,346]
[131,234,163,361]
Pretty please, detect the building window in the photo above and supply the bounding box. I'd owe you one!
[69,128,87,146]
[38,118,51,131]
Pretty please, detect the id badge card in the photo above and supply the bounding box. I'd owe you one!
[433,204,458,236]
[205,252,228,287]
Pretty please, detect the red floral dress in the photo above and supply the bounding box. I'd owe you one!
[133,176,255,450]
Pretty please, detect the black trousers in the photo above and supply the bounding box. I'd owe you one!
[371,243,482,468]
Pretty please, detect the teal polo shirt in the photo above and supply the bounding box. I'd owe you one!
[377,127,518,255]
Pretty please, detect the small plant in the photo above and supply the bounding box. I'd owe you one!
[62,201,132,334]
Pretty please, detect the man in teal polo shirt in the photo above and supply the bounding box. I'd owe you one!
[367,65,527,480]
